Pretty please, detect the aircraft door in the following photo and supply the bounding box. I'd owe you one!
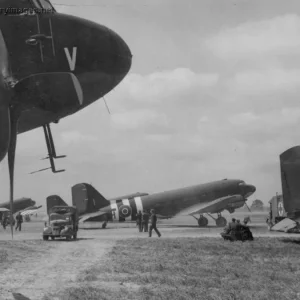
[0,1,43,80]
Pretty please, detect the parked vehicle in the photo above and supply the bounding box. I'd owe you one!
[43,206,78,241]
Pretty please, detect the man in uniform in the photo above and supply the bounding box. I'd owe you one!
[142,209,150,232]
[15,212,23,231]
[136,210,142,232]
[228,218,237,232]
[149,209,161,237]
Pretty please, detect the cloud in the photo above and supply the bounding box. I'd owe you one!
[119,68,219,103]
[60,131,98,146]
[110,109,169,130]
[227,69,300,95]
[205,14,300,59]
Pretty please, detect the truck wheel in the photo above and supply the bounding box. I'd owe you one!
[43,235,49,241]
[51,236,55,240]
[73,233,77,240]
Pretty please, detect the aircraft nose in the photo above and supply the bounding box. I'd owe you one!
[244,184,256,198]
[108,29,132,74]
[106,28,132,81]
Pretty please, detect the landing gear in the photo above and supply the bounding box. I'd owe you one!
[30,123,66,174]
[193,213,227,228]
[216,216,227,227]
[198,216,208,227]
[215,213,227,227]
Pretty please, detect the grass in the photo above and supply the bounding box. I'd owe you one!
[45,237,300,300]
[0,240,55,270]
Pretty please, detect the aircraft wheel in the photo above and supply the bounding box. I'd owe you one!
[216,217,227,227]
[43,235,49,241]
[198,217,208,227]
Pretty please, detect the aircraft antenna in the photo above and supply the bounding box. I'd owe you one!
[103,97,111,115]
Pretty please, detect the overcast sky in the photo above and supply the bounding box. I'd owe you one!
[1,0,300,207]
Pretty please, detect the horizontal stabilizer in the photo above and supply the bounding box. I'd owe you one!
[79,210,109,223]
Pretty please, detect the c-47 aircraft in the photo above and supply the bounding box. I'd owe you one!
[0,197,42,222]
[0,0,132,235]
[48,179,256,227]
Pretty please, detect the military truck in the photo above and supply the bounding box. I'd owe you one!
[43,206,78,240]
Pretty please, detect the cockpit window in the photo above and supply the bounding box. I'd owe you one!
[32,0,42,8]
[38,0,55,11]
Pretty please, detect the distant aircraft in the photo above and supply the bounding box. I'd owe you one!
[0,0,132,235]
[0,197,41,220]
[47,179,256,227]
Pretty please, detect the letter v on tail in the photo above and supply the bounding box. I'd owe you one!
[64,47,77,71]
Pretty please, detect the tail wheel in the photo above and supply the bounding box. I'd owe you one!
[216,217,227,227]
[198,217,208,227]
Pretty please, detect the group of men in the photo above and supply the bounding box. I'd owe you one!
[136,209,161,237]
[1,212,23,231]
[222,217,254,240]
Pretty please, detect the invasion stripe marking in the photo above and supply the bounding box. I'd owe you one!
[110,200,119,221]
[134,196,143,214]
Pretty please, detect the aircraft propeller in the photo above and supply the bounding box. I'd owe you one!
[244,200,251,212]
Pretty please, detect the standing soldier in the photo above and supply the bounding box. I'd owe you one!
[149,209,161,237]
[142,209,150,232]
[15,212,23,231]
[136,210,142,232]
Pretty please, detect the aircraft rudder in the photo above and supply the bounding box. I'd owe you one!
[46,195,68,215]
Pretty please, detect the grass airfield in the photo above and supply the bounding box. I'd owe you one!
[0,213,300,300]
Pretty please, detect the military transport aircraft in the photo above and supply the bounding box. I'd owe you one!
[0,0,132,235]
[47,179,256,227]
[0,197,42,221]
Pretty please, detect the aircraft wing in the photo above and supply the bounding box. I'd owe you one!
[176,195,245,216]
[271,218,300,233]
[20,206,42,217]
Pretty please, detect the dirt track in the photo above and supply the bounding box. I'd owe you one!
[0,235,114,300]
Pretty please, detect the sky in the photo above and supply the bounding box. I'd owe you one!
[1,0,300,208]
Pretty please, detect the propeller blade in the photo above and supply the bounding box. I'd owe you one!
[244,201,251,212]
[0,102,10,162]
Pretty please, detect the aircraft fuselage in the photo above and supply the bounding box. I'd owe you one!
[0,197,35,214]
[0,0,132,134]
[98,179,255,221]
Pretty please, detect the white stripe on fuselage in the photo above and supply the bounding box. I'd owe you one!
[134,196,143,214]
[110,200,119,221]
[121,199,131,221]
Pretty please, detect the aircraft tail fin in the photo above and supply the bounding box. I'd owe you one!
[280,146,300,219]
[71,183,110,215]
[46,195,68,214]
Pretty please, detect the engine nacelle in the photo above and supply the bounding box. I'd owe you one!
[119,205,132,218]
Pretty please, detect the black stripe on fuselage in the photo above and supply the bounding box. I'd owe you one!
[129,197,137,221]
[116,199,125,221]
